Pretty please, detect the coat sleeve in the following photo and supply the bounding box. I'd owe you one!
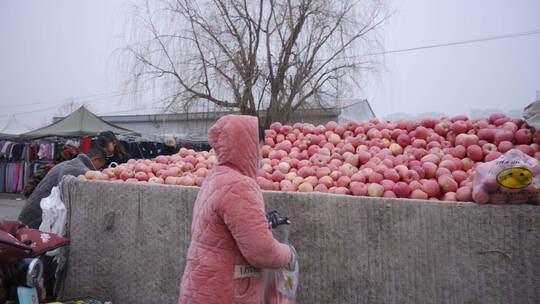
[219,182,291,269]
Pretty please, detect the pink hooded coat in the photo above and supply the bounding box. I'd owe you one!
[178,115,292,304]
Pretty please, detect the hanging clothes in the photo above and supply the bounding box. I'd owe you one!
[80,137,92,153]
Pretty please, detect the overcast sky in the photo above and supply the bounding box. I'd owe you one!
[1,0,539,130]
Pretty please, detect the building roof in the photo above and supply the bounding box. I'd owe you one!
[96,99,372,123]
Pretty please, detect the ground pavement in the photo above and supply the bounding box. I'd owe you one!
[0,193,25,221]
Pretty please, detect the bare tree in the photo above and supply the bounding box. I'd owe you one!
[127,0,388,127]
[54,100,92,118]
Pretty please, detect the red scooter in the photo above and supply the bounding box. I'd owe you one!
[0,220,69,304]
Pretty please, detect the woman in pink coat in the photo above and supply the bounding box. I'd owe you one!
[179,115,294,304]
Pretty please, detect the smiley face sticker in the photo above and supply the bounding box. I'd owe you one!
[497,167,532,189]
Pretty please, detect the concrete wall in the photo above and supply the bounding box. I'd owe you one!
[59,177,540,304]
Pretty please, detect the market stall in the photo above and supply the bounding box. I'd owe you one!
[0,107,139,194]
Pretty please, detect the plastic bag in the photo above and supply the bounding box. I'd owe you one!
[263,224,299,304]
[472,149,540,205]
[39,186,67,263]
[39,186,67,236]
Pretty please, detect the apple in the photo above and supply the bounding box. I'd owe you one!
[313,184,328,193]
[455,134,479,147]
[482,143,497,155]
[390,182,409,198]
[303,176,318,187]
[397,134,410,147]
[271,170,286,182]
[367,183,384,197]
[95,173,109,181]
[494,117,511,126]
[335,187,350,195]
[156,155,169,164]
[337,176,351,188]
[194,177,204,187]
[195,168,208,178]
[368,172,384,184]
[328,134,341,145]
[501,121,518,133]
[414,126,429,140]
[489,113,505,124]
[410,189,428,200]
[434,122,450,136]
[350,182,368,196]
[278,180,295,191]
[422,180,440,198]
[460,158,475,171]
[497,141,514,153]
[477,128,497,141]
[298,182,314,192]
[451,145,466,159]
[298,166,315,178]
[439,159,457,172]
[485,152,502,162]
[182,163,195,172]
[319,176,334,188]
[442,192,457,201]
[402,170,420,183]
[516,145,534,156]
[451,120,468,135]
[135,171,149,181]
[325,121,337,131]
[165,176,178,185]
[168,166,181,176]
[258,177,274,190]
[383,190,397,198]
[452,170,467,184]
[383,169,400,182]
[148,177,164,184]
[494,130,514,145]
[278,162,291,174]
[466,145,483,162]
[456,187,472,202]
[411,166,426,179]
[421,153,440,165]
[438,174,458,193]
[422,162,438,179]
[85,170,98,180]
[119,169,135,181]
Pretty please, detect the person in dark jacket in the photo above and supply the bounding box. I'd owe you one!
[18,147,107,229]
[96,131,132,168]
[23,145,79,198]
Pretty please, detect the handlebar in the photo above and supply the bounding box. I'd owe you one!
[266,210,291,229]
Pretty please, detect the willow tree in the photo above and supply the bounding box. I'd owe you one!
[128,0,387,127]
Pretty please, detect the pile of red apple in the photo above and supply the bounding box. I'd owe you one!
[78,113,537,203]
[79,148,217,186]
[257,113,537,202]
